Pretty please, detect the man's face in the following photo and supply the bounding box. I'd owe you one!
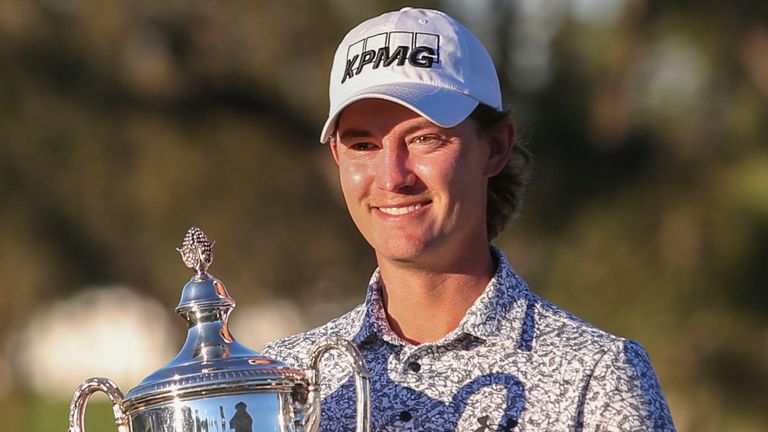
[331,99,501,267]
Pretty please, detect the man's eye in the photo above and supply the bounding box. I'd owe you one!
[350,142,378,151]
[410,135,445,146]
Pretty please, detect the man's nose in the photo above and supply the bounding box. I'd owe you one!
[376,144,416,191]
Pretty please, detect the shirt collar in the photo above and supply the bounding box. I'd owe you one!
[350,246,530,346]
[455,246,530,341]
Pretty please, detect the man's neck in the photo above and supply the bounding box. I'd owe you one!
[377,246,496,344]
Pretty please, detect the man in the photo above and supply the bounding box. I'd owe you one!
[263,7,674,431]
[229,402,253,432]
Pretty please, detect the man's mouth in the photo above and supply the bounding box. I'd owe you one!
[376,202,428,216]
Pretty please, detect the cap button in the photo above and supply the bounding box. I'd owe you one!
[400,7,413,11]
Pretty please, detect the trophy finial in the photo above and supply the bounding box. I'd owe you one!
[177,226,215,277]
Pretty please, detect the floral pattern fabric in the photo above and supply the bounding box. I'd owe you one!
[263,248,675,431]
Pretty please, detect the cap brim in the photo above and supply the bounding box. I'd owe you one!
[319,83,480,143]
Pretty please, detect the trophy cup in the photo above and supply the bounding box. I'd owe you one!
[68,227,370,432]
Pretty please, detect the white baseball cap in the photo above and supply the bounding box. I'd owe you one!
[320,7,502,143]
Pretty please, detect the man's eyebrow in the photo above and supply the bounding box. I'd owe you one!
[337,128,373,142]
[337,119,444,141]
[401,119,443,136]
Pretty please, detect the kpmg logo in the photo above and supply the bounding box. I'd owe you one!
[342,31,440,83]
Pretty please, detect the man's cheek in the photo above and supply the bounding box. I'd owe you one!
[341,163,373,188]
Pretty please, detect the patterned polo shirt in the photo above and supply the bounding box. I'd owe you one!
[262,248,675,431]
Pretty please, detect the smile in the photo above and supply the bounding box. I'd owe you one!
[376,203,427,216]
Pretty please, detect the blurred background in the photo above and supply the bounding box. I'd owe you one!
[1,0,766,430]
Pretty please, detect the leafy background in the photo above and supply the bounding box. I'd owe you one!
[1,0,766,430]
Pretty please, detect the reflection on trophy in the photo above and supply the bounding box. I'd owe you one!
[68,227,370,432]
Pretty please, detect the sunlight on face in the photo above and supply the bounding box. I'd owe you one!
[331,99,493,267]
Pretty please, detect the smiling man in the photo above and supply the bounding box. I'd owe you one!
[264,7,674,431]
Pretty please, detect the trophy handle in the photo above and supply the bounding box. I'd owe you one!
[304,336,370,432]
[68,377,129,432]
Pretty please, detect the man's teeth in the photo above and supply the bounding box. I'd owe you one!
[378,204,423,215]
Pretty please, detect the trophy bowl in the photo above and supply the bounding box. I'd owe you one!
[68,227,370,432]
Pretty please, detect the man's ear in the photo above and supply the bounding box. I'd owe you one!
[330,136,341,166]
[484,119,515,177]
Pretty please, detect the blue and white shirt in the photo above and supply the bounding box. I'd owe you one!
[263,248,675,431]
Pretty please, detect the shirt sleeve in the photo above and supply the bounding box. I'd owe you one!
[581,339,676,431]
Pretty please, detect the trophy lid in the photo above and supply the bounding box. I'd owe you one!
[122,227,306,409]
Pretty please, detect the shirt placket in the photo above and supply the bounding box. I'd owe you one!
[391,343,457,431]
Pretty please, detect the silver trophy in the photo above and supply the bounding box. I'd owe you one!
[68,227,370,432]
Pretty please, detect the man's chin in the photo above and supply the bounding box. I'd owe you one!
[372,241,443,266]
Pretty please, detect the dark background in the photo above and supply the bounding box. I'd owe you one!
[1,1,767,430]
